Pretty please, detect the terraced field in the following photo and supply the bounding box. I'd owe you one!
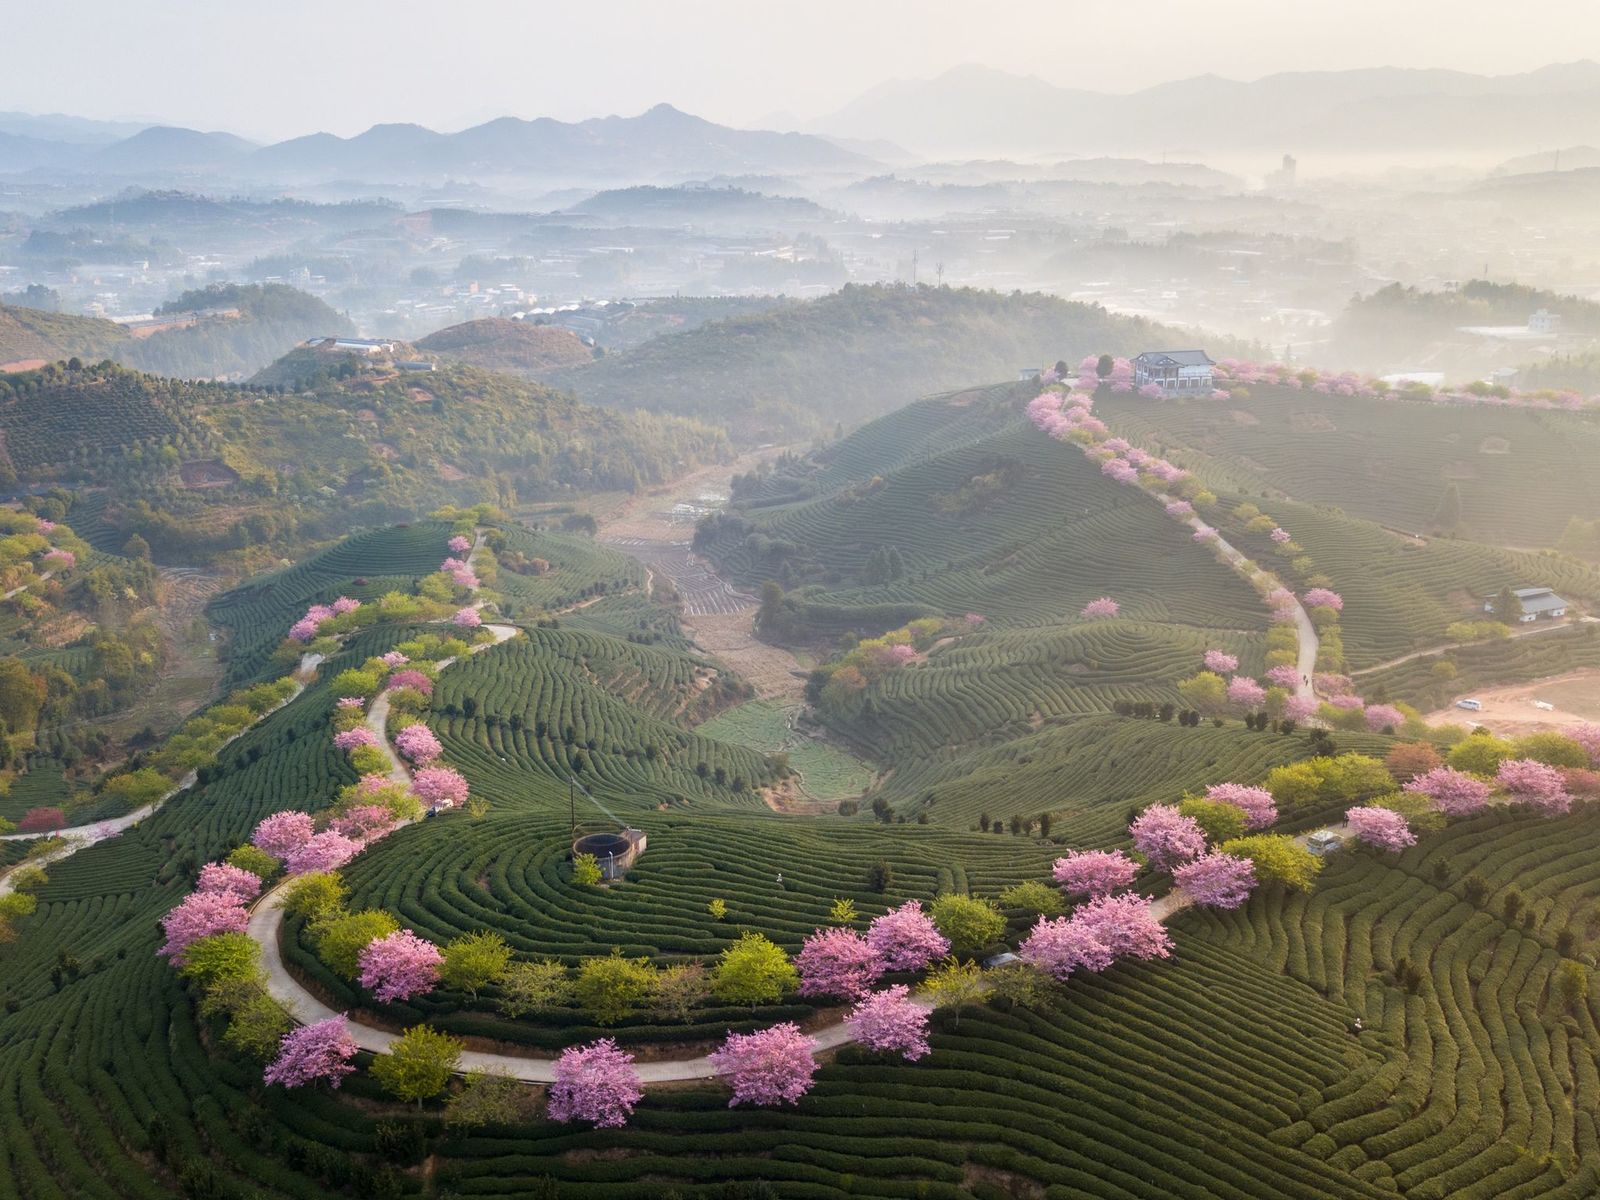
[1097,384,1600,549]
[1186,807,1600,1198]
[701,388,1268,637]
[1358,623,1600,711]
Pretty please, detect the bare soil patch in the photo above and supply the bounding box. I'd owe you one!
[1423,668,1600,735]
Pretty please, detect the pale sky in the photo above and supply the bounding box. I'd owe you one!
[4,0,1596,141]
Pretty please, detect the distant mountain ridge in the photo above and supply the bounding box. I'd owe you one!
[0,103,874,182]
[809,61,1600,159]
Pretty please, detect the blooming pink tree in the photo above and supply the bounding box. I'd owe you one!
[1227,676,1267,709]
[1202,783,1277,830]
[708,1022,818,1107]
[1165,500,1195,518]
[1346,806,1416,852]
[330,596,361,616]
[1129,804,1205,872]
[1138,382,1166,399]
[1051,849,1138,897]
[412,766,469,810]
[1302,588,1344,612]
[1569,724,1600,767]
[263,1016,359,1089]
[1265,664,1301,690]
[394,723,443,764]
[330,804,397,841]
[385,669,434,697]
[333,726,381,753]
[796,927,884,999]
[1403,765,1492,816]
[1081,597,1119,619]
[196,862,264,900]
[337,696,366,710]
[379,651,410,669]
[847,985,931,1060]
[1072,893,1173,961]
[448,535,473,555]
[284,831,362,876]
[158,891,248,963]
[1019,914,1114,979]
[866,901,950,972]
[1496,758,1572,815]
[358,929,443,1002]
[42,548,76,570]
[1173,852,1256,908]
[549,1039,643,1127]
[1283,695,1318,722]
[1204,650,1239,673]
[1270,527,1292,544]
[1193,525,1219,543]
[252,810,315,859]
[453,606,482,628]
[1365,704,1405,732]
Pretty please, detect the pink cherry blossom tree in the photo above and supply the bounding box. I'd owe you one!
[1346,806,1416,852]
[1568,724,1600,766]
[1302,588,1344,612]
[448,535,473,555]
[1364,703,1405,732]
[1193,525,1219,543]
[252,810,315,859]
[708,1022,818,1107]
[1129,804,1206,872]
[1081,597,1119,619]
[796,927,884,1000]
[385,669,434,696]
[866,901,950,972]
[359,929,443,1002]
[1283,695,1319,722]
[1165,500,1195,518]
[263,1016,359,1089]
[847,985,931,1060]
[158,891,249,963]
[1496,758,1573,815]
[1019,914,1114,979]
[1265,664,1301,690]
[1072,893,1173,961]
[1202,783,1277,830]
[1173,852,1256,908]
[196,862,264,900]
[1403,765,1492,816]
[394,723,443,764]
[284,831,362,876]
[379,651,410,669]
[412,766,469,810]
[1204,650,1240,673]
[330,804,398,841]
[453,606,482,628]
[1051,849,1138,897]
[1227,676,1267,709]
[330,596,361,615]
[1270,528,1292,543]
[549,1039,643,1127]
[42,548,76,570]
[333,726,381,753]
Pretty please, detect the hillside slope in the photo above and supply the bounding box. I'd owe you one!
[0,358,729,564]
[415,318,595,374]
[0,302,128,366]
[544,283,1235,442]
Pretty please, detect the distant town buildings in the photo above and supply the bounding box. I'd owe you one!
[304,336,396,355]
[1528,307,1561,334]
[1265,154,1297,190]
[1133,349,1215,393]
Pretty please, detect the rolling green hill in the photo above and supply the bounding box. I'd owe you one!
[414,318,595,375]
[1096,382,1600,549]
[0,358,730,566]
[0,301,128,365]
[544,283,1245,442]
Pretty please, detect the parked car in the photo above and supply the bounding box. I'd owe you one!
[1456,698,1483,711]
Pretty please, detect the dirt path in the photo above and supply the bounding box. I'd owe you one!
[1352,617,1599,678]
[1421,668,1600,735]
[596,449,809,704]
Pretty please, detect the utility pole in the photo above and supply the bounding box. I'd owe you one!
[911,249,918,286]
[936,261,944,287]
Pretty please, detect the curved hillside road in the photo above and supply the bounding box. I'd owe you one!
[247,818,1354,1084]
[1350,616,1600,678]
[1,567,55,602]
[1181,517,1318,703]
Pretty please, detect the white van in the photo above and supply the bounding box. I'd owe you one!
[1456,698,1482,711]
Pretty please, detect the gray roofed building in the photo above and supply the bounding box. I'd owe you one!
[1133,349,1215,393]
[1483,587,1569,621]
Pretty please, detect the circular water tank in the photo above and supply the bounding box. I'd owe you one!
[574,832,631,858]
